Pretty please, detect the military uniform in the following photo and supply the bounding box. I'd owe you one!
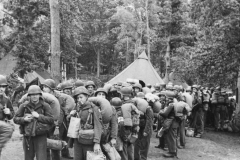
[73,101,103,160]
[134,106,153,160]
[14,99,54,160]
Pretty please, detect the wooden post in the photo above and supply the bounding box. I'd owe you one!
[49,0,60,80]
[146,0,150,61]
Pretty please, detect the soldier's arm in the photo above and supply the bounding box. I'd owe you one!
[110,107,118,139]
[13,104,26,125]
[6,99,14,120]
[144,107,154,135]
[159,103,174,118]
[37,103,54,125]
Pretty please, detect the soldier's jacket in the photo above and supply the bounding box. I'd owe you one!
[75,101,102,144]
[14,99,54,134]
[139,106,153,135]
[159,102,179,128]
[54,91,75,125]
[0,96,14,121]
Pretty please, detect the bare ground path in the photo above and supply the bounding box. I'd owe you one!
[2,126,240,160]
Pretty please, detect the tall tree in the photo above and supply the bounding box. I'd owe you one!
[49,0,60,79]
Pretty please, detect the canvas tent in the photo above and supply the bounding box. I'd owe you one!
[0,53,17,75]
[108,51,164,85]
[24,70,57,84]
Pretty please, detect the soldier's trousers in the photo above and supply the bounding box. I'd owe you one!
[119,141,134,160]
[73,139,93,160]
[134,130,152,160]
[23,135,47,160]
[193,107,204,135]
[214,104,227,129]
[166,126,178,154]
[59,122,70,157]
[178,119,185,147]
[0,121,14,157]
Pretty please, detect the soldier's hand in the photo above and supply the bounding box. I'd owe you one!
[110,138,116,147]
[3,108,10,115]
[24,116,33,122]
[70,110,77,116]
[94,143,101,154]
[31,111,39,118]
[143,132,148,136]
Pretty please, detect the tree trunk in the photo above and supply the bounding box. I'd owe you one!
[75,57,78,79]
[49,0,60,80]
[97,50,100,77]
[164,36,171,83]
[146,0,150,61]
[236,70,240,113]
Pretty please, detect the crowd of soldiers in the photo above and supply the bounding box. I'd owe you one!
[0,74,236,160]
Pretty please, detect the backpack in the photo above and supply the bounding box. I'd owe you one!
[23,103,53,137]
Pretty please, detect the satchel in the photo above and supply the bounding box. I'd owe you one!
[87,151,106,160]
[67,116,81,138]
[78,108,95,145]
[102,143,121,160]
[24,106,52,136]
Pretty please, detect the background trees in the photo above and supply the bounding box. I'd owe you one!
[0,0,240,88]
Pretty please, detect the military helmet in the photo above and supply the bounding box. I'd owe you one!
[158,91,167,97]
[120,87,132,96]
[95,88,108,96]
[154,83,161,90]
[133,83,142,90]
[136,92,145,99]
[166,84,173,90]
[85,81,96,89]
[192,85,198,89]
[73,86,89,97]
[165,91,176,99]
[75,80,84,87]
[28,85,42,96]
[61,81,73,90]
[173,85,179,91]
[110,97,122,107]
[42,79,56,90]
[186,86,192,92]
[0,75,8,86]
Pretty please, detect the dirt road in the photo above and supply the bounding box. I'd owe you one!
[2,127,240,160]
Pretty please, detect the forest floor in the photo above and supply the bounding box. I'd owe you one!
[2,126,240,160]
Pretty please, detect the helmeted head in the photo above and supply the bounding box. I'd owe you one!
[165,91,176,102]
[75,80,85,88]
[166,83,173,91]
[85,81,96,94]
[154,83,161,91]
[28,85,42,104]
[0,75,8,95]
[73,86,90,104]
[186,86,192,93]
[158,91,167,101]
[136,92,145,99]
[42,79,56,93]
[132,83,142,94]
[110,97,122,109]
[192,85,198,93]
[120,87,132,100]
[95,88,108,99]
[61,81,73,95]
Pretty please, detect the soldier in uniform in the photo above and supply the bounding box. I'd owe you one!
[191,85,204,138]
[42,79,75,159]
[132,83,142,98]
[69,87,102,160]
[74,80,85,89]
[134,96,154,160]
[85,81,96,97]
[119,87,140,160]
[159,92,180,158]
[155,91,167,150]
[61,81,73,96]
[0,75,15,156]
[14,85,54,160]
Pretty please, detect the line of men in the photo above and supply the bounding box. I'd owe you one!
[0,74,235,160]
